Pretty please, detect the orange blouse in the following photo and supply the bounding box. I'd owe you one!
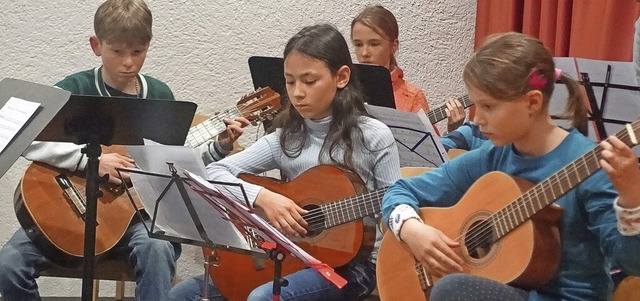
[390,67,429,113]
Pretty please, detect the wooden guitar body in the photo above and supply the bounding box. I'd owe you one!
[376,172,562,300]
[17,146,143,267]
[208,165,374,301]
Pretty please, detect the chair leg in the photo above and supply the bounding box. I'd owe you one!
[92,279,99,301]
[116,280,125,301]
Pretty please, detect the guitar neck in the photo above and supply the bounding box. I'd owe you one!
[426,95,473,125]
[490,121,640,240]
[319,187,388,229]
[184,106,242,148]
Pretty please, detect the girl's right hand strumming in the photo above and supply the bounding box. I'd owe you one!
[400,219,464,277]
[254,189,308,237]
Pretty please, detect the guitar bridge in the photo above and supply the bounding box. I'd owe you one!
[55,174,88,221]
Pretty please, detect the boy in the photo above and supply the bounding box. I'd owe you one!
[0,0,247,300]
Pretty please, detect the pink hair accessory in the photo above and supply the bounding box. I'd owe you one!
[554,68,562,80]
[527,69,547,90]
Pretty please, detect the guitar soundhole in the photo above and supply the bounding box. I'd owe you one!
[465,219,495,260]
[302,204,324,237]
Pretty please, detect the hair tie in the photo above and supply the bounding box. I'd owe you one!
[527,69,547,90]
[554,68,562,80]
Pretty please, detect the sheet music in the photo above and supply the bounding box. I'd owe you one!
[365,104,448,167]
[0,97,40,153]
[125,143,253,253]
[184,170,348,289]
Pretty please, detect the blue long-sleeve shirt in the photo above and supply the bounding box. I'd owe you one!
[440,121,487,151]
[383,129,640,300]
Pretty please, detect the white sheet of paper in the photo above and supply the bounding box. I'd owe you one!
[0,97,40,153]
[125,143,252,253]
[366,104,448,167]
[184,170,348,288]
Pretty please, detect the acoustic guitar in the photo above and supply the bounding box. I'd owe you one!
[205,165,394,301]
[376,120,640,300]
[16,87,281,267]
[203,95,473,300]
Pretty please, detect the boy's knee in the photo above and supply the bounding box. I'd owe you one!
[0,247,22,275]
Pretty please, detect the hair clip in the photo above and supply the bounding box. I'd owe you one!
[527,69,547,90]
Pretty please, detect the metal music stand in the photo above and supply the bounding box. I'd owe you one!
[34,94,197,301]
[0,78,71,178]
[122,143,262,300]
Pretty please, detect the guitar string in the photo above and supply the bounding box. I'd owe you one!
[461,127,634,252]
[186,105,244,145]
[294,97,473,231]
[302,189,384,230]
[302,188,387,232]
[462,148,603,251]
[396,123,636,252]
[300,140,603,236]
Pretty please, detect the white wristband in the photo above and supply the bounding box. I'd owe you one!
[389,204,422,240]
[613,197,640,236]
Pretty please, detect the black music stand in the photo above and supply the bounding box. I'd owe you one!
[35,94,197,301]
[552,58,640,147]
[248,56,395,108]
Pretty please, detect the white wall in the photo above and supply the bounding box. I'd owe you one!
[0,0,476,297]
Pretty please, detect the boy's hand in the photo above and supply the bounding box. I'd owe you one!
[600,136,640,208]
[217,117,251,151]
[400,219,464,277]
[99,153,135,185]
[254,189,308,237]
[445,98,465,133]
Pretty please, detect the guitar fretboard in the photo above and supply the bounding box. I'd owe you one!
[485,121,640,242]
[316,187,388,230]
[427,95,473,124]
[184,107,242,148]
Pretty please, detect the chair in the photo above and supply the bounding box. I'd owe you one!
[399,166,435,178]
[40,258,135,301]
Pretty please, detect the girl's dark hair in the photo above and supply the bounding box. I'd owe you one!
[463,32,587,135]
[271,24,368,170]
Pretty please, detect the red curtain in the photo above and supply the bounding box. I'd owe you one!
[475,0,640,61]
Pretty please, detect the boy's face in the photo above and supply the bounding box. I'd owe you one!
[90,36,149,88]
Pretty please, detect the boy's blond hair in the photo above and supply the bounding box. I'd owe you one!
[94,0,152,45]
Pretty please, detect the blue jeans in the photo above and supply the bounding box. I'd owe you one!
[167,274,226,301]
[429,274,529,301]
[170,260,375,301]
[0,220,180,301]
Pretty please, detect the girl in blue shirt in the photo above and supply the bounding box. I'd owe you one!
[381,32,640,300]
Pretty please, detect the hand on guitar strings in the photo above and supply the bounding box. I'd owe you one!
[99,153,136,185]
[445,98,466,133]
[400,219,464,277]
[218,117,251,151]
[254,189,308,237]
[599,135,640,208]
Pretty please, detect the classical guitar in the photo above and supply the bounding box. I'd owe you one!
[16,87,281,267]
[205,165,390,301]
[376,120,640,301]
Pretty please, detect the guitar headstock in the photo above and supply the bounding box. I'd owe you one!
[237,87,282,124]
